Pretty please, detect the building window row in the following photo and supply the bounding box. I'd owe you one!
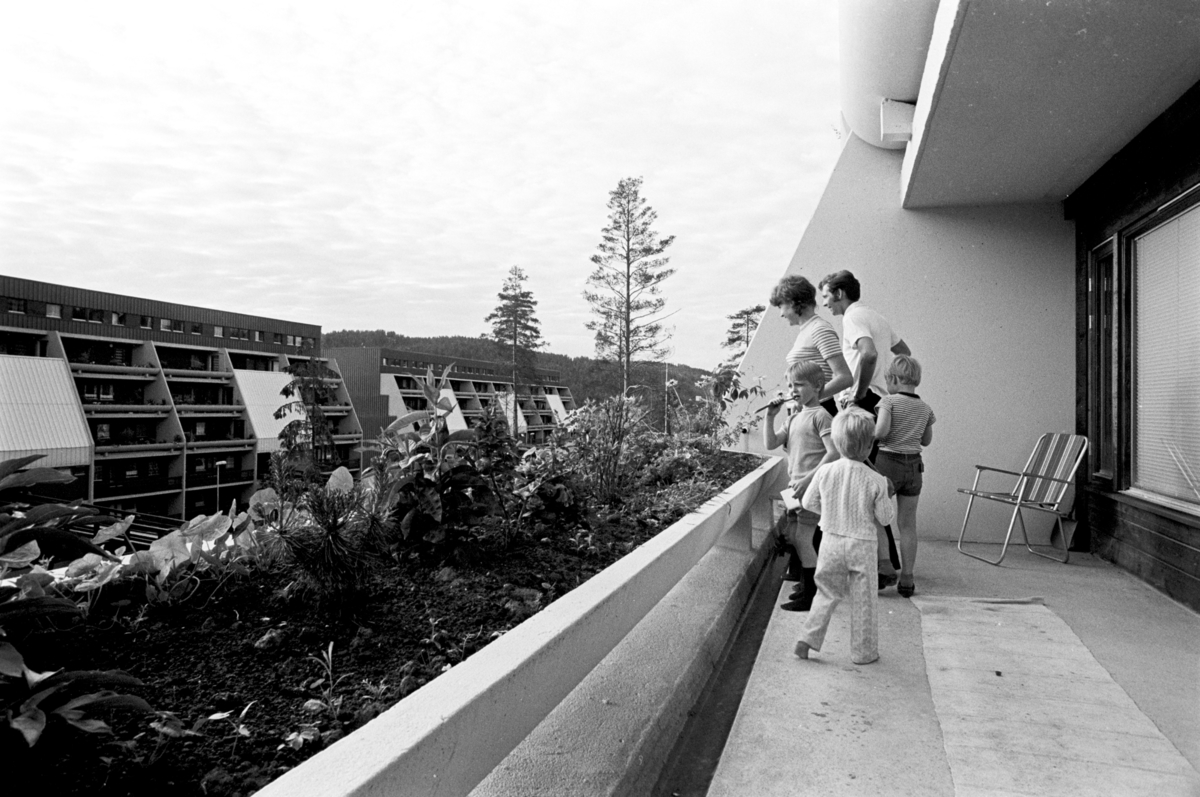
[382,356,496,376]
[1,297,312,349]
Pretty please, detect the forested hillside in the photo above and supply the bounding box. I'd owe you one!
[322,329,716,427]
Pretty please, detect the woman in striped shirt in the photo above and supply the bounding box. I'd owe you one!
[769,275,853,416]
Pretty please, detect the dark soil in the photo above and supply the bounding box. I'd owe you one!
[7,451,762,797]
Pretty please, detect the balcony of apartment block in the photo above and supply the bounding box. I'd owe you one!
[94,438,184,456]
[162,367,234,383]
[319,401,354,419]
[82,400,173,420]
[69,360,159,380]
[186,468,255,488]
[93,475,184,500]
[173,401,247,418]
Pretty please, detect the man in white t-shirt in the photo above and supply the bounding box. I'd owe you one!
[818,270,911,413]
[819,269,910,585]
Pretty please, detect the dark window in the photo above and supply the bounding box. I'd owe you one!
[72,307,88,321]
[88,309,103,323]
[171,319,185,333]
[5,297,26,314]
[191,322,203,335]
[140,315,152,328]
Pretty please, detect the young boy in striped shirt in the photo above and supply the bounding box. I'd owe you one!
[873,355,936,598]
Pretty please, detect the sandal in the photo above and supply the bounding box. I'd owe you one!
[898,579,915,598]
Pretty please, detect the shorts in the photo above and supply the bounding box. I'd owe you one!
[875,450,923,497]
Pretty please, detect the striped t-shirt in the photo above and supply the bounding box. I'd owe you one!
[878,392,935,455]
[784,316,841,384]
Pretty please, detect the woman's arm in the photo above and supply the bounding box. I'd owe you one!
[821,353,853,400]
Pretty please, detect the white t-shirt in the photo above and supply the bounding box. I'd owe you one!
[839,302,900,401]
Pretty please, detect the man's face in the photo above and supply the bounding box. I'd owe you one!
[821,285,849,316]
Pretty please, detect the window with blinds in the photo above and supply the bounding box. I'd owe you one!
[1133,203,1200,506]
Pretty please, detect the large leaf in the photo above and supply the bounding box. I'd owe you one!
[0,640,25,677]
[149,531,191,577]
[0,455,46,482]
[0,596,81,626]
[326,467,354,494]
[0,467,76,493]
[0,540,40,569]
[36,669,144,694]
[91,515,135,546]
[1,529,117,562]
[57,691,154,714]
[10,707,47,746]
[181,514,232,543]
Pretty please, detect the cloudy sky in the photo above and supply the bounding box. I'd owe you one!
[1,1,842,369]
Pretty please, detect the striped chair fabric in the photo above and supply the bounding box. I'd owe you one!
[957,432,1089,566]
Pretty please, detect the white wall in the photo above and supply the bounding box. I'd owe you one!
[736,134,1076,541]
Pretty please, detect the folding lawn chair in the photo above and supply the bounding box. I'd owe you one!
[956,432,1088,566]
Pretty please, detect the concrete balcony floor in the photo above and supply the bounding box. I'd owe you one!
[688,540,1200,797]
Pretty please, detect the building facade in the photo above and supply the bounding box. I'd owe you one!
[737,1,1200,609]
[328,346,576,445]
[0,276,362,520]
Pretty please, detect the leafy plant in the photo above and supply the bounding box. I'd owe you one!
[0,455,153,753]
[362,365,492,559]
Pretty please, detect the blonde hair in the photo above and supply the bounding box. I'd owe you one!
[888,354,922,386]
[831,408,875,460]
[786,360,827,391]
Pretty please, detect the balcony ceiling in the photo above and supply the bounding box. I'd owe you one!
[900,0,1200,208]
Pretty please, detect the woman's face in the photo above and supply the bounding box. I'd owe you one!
[778,303,802,325]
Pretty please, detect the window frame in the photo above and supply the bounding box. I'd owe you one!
[1099,186,1200,509]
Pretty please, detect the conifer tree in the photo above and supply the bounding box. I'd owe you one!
[721,304,765,365]
[584,176,676,394]
[484,266,544,436]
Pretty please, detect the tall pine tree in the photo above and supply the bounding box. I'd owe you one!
[484,266,544,436]
[721,304,765,365]
[584,176,676,394]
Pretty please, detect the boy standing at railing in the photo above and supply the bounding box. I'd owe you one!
[763,361,839,611]
[874,355,935,598]
[795,408,894,665]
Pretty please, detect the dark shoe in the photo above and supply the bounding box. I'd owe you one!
[898,579,915,598]
[878,573,898,591]
[780,598,813,611]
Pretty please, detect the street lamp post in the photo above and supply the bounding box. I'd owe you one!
[216,459,226,515]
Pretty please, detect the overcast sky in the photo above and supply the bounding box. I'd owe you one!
[1,1,842,369]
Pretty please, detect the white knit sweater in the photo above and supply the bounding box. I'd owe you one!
[801,458,895,541]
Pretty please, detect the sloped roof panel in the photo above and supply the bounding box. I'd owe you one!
[0,354,92,468]
[233,370,297,454]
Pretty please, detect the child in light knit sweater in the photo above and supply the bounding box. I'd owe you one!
[796,408,895,665]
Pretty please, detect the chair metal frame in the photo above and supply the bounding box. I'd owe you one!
[956,433,1089,566]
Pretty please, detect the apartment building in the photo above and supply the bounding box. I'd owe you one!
[0,276,362,519]
[327,347,576,445]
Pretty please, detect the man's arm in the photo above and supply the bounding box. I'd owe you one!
[852,336,878,401]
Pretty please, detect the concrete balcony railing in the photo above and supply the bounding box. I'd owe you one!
[258,455,786,797]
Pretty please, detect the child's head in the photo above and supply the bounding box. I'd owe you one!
[887,354,922,387]
[831,408,875,460]
[786,360,826,404]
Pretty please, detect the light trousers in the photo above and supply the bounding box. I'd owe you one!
[798,532,879,664]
